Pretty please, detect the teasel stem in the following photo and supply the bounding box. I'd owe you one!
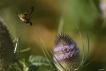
[57,16,64,34]
[34,32,53,68]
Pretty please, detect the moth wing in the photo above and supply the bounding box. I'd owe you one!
[25,6,34,16]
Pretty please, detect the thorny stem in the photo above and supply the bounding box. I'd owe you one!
[34,32,53,68]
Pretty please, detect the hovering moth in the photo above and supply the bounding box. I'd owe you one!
[16,6,34,26]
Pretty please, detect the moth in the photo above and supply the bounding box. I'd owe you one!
[16,6,34,26]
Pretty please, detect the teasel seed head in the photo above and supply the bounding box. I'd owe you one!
[53,33,81,71]
[0,17,17,70]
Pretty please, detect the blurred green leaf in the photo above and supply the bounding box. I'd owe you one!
[27,55,50,71]
[28,55,50,66]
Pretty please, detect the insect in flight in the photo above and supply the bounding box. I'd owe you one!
[16,6,34,26]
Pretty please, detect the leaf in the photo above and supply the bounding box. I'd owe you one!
[27,55,50,71]
[28,55,50,66]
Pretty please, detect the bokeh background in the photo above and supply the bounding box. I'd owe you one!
[0,0,106,71]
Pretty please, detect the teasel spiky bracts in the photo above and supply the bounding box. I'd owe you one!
[53,33,81,71]
[0,17,17,70]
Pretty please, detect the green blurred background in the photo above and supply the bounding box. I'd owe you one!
[0,0,106,71]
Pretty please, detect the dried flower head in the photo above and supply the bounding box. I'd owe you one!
[53,33,81,71]
[0,17,17,70]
